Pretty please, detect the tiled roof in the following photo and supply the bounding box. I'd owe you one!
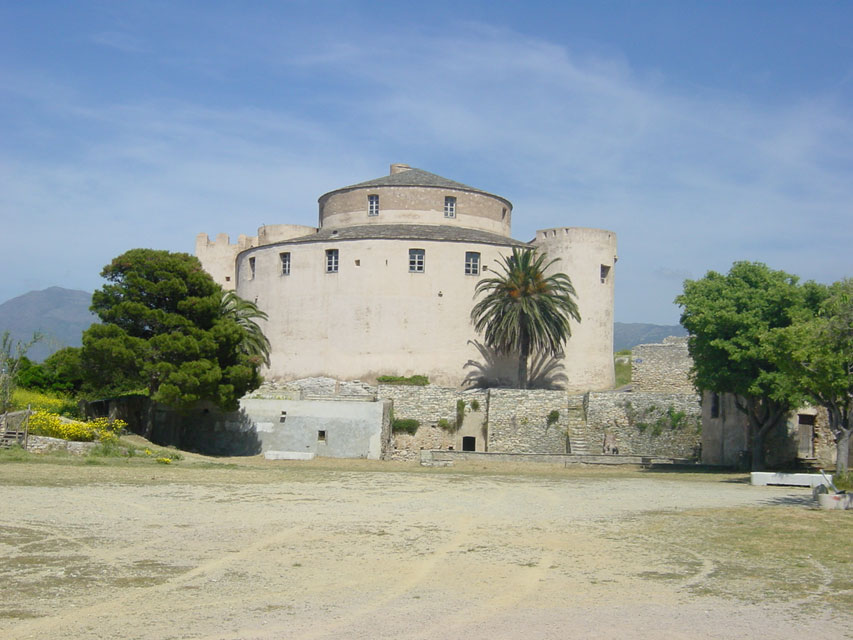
[320,168,511,206]
[279,224,530,248]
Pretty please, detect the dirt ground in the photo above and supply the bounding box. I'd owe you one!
[1,456,851,640]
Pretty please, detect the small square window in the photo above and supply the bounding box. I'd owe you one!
[318,430,326,442]
[248,257,256,280]
[465,251,480,275]
[444,196,456,218]
[280,252,291,276]
[368,194,379,216]
[326,249,339,273]
[409,248,425,273]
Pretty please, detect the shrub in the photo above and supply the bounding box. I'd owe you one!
[392,418,420,434]
[547,410,560,426]
[12,388,79,416]
[456,399,465,428]
[377,375,429,386]
[28,411,126,442]
[437,418,455,432]
[470,399,480,412]
[834,471,852,492]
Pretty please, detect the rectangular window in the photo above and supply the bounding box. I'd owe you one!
[318,430,326,442]
[280,252,291,276]
[710,393,720,419]
[409,248,425,273]
[368,194,379,216]
[248,257,256,280]
[444,196,456,218]
[465,251,480,275]
[600,264,611,283]
[325,249,339,273]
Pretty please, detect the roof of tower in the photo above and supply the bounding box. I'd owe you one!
[319,166,512,207]
[282,224,529,247]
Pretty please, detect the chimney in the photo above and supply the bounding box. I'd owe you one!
[390,163,411,175]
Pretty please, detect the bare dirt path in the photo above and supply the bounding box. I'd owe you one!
[1,461,850,639]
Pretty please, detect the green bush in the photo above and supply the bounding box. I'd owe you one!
[834,471,852,492]
[470,399,480,412]
[456,399,466,427]
[392,418,420,434]
[377,375,429,386]
[437,418,456,432]
[547,410,560,426]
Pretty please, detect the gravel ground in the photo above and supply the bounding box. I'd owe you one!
[1,460,850,639]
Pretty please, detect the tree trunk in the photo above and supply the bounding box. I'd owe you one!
[143,397,155,441]
[736,396,786,471]
[517,333,530,390]
[835,428,850,474]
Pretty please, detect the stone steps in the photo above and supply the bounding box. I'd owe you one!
[565,395,594,455]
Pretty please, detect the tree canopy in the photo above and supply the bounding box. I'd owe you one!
[80,249,267,413]
[676,261,807,470]
[778,279,853,472]
[471,247,580,389]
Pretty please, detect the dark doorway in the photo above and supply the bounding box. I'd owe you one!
[462,436,476,451]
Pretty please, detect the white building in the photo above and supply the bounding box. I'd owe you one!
[197,164,618,390]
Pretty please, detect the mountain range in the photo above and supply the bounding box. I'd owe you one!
[0,287,685,361]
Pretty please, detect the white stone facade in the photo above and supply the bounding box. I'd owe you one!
[196,164,618,390]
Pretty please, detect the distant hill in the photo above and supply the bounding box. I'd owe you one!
[0,287,96,362]
[613,322,687,352]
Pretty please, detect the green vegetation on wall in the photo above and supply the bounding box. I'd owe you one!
[377,375,429,386]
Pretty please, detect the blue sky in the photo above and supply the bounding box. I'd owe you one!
[2,1,851,324]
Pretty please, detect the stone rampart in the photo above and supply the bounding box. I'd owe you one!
[585,391,702,458]
[631,336,694,393]
[487,389,568,454]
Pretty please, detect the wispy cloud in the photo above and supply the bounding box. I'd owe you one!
[1,13,850,323]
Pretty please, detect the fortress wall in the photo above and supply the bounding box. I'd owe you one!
[532,227,618,392]
[585,391,702,458]
[487,389,569,454]
[631,337,694,393]
[195,232,257,290]
[319,186,511,236]
[238,237,515,387]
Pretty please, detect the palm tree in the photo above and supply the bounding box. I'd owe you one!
[471,247,580,389]
[219,291,271,367]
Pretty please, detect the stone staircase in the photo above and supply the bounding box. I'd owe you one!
[565,394,595,455]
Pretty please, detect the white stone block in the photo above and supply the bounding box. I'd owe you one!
[264,451,316,460]
[750,472,831,488]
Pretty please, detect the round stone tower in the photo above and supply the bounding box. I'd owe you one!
[532,227,618,391]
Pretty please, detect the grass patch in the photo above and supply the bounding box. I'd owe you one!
[377,374,429,386]
[629,506,853,613]
[614,350,631,387]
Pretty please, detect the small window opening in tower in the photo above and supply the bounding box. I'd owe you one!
[279,411,287,423]
[326,249,339,273]
[600,264,611,283]
[710,393,720,419]
[409,248,425,273]
[465,251,480,275]
[318,430,327,442]
[444,196,456,218]
[368,194,379,216]
[248,257,256,280]
[280,252,291,276]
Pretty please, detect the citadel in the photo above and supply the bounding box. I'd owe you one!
[196,163,618,390]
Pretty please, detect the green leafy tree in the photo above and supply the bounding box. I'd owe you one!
[676,262,806,470]
[471,247,580,389]
[780,279,853,472]
[81,249,267,435]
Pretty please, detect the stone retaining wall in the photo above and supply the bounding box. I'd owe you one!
[631,337,694,393]
[585,391,702,458]
[487,389,568,454]
[25,435,97,455]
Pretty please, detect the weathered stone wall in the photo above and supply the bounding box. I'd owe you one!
[631,337,694,393]
[25,435,96,455]
[487,389,568,454]
[585,391,702,458]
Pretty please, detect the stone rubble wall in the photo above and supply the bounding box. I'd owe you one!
[631,337,694,393]
[25,435,97,455]
[486,389,568,454]
[585,391,702,458]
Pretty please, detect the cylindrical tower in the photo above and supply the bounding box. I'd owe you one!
[532,227,617,391]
